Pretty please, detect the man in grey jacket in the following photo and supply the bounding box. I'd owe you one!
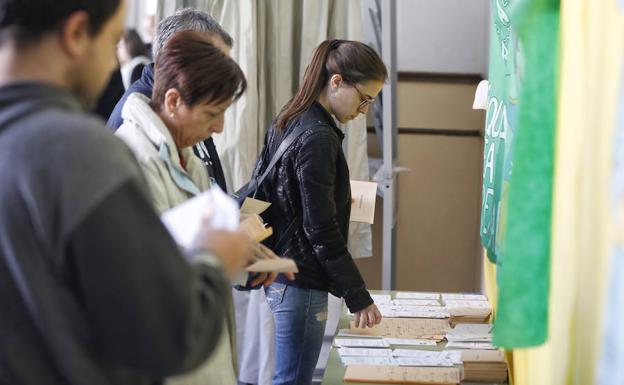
[0,1,250,384]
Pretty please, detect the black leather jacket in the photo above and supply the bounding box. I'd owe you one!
[256,102,373,313]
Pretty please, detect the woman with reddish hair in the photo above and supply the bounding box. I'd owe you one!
[116,30,261,385]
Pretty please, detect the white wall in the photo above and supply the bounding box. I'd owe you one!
[369,0,489,76]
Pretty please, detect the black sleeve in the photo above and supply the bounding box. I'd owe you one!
[66,178,228,377]
[295,130,373,313]
[130,64,145,85]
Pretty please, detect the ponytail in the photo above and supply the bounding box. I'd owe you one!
[274,40,340,130]
[275,39,387,131]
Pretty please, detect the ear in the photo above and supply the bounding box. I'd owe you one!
[329,74,343,93]
[164,89,182,116]
[58,11,91,59]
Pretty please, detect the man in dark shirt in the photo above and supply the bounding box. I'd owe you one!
[0,1,250,384]
[108,9,231,192]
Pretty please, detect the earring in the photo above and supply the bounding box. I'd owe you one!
[170,112,175,119]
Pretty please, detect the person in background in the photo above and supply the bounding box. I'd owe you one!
[255,39,387,385]
[108,9,230,193]
[117,29,151,90]
[93,67,125,119]
[0,1,253,385]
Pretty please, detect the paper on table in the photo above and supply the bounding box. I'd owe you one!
[334,338,389,348]
[340,356,397,366]
[383,338,438,346]
[445,341,497,350]
[441,293,488,301]
[345,318,449,340]
[161,186,239,249]
[391,350,462,366]
[371,294,392,304]
[245,258,298,273]
[446,323,492,342]
[377,305,450,319]
[338,348,392,357]
[337,329,382,338]
[350,180,378,224]
[395,292,440,300]
[455,349,505,362]
[392,299,442,307]
[344,365,461,384]
[240,197,271,215]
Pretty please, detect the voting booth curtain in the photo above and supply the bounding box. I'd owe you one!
[155,0,373,258]
[483,0,624,384]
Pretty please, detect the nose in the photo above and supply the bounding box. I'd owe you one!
[210,113,225,133]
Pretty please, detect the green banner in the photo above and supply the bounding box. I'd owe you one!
[493,0,559,347]
[480,0,521,265]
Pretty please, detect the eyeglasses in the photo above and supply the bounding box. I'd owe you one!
[352,84,375,110]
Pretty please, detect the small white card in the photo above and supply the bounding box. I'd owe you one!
[338,348,393,357]
[340,356,397,366]
[371,294,392,304]
[395,292,440,300]
[445,341,497,350]
[334,338,389,348]
[350,180,378,224]
[383,338,438,346]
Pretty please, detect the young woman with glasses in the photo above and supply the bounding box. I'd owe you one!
[253,39,387,385]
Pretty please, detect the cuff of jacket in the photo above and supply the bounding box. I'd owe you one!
[186,248,223,269]
[344,289,374,313]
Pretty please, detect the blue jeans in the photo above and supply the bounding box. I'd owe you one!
[265,282,328,385]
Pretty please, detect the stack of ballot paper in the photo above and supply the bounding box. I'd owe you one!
[334,291,507,384]
[441,294,492,324]
[456,350,508,383]
[334,337,437,348]
[343,365,461,384]
[377,304,450,319]
[339,318,450,341]
[445,323,493,343]
[445,323,496,350]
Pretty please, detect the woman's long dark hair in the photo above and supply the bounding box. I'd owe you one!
[275,39,387,130]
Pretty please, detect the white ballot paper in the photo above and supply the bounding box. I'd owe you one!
[445,341,497,350]
[383,338,438,346]
[392,299,442,307]
[350,180,378,224]
[395,292,441,300]
[160,187,247,284]
[161,186,239,248]
[334,338,389,348]
[340,356,398,366]
[391,350,461,367]
[338,348,393,357]
[445,323,493,342]
[371,294,392,304]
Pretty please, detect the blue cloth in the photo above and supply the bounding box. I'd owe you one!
[107,64,154,130]
[265,282,328,385]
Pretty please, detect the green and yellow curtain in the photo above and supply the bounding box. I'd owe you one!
[482,0,624,383]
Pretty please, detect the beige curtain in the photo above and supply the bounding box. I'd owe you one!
[156,0,373,258]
